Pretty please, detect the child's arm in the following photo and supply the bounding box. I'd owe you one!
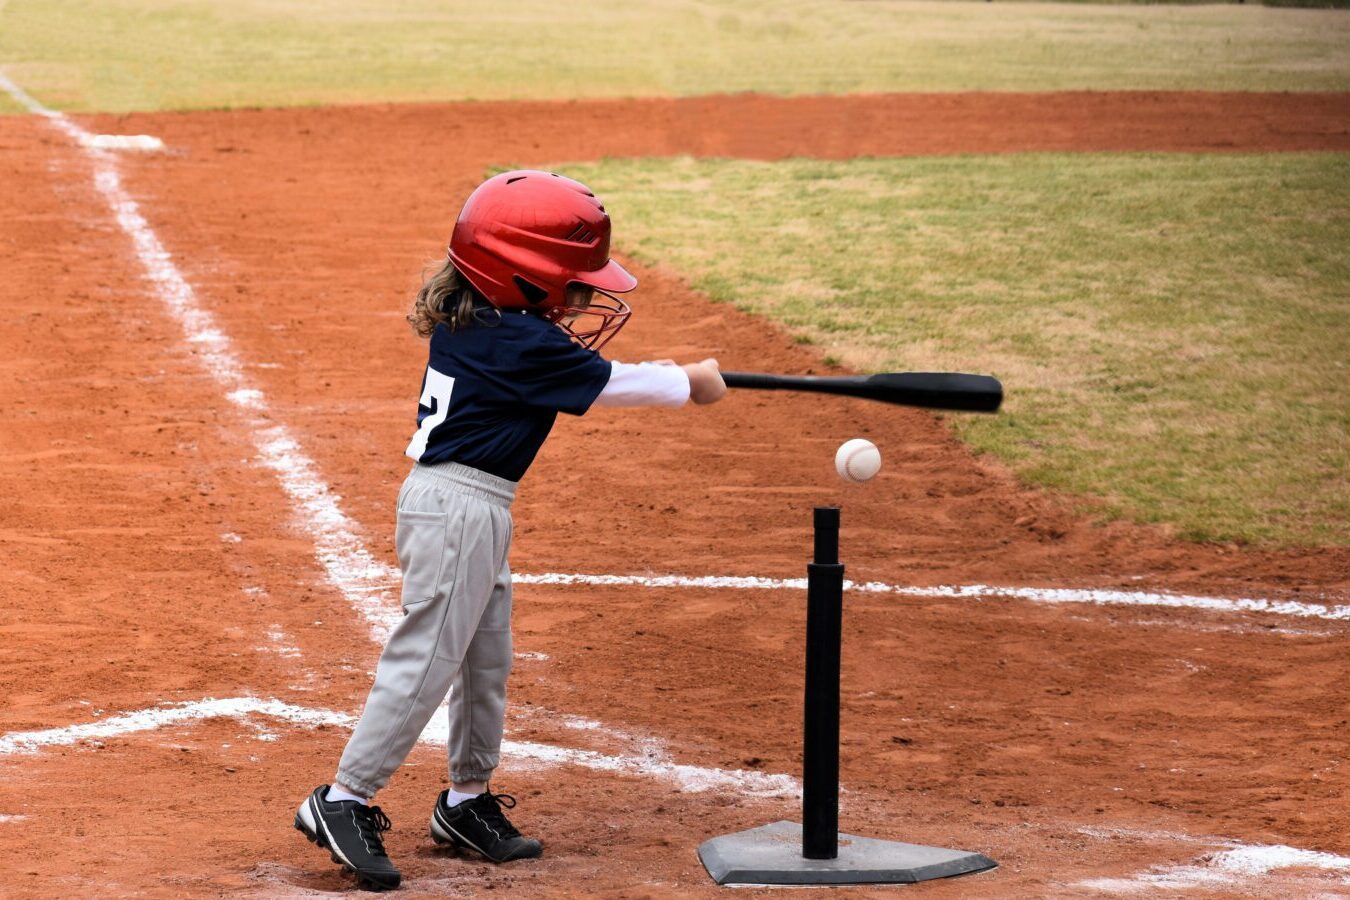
[593,359,725,407]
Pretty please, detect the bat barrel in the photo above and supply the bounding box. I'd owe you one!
[722,371,1003,413]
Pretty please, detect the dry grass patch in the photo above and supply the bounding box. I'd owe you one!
[561,154,1349,546]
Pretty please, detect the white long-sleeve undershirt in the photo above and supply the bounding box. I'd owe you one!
[594,361,691,408]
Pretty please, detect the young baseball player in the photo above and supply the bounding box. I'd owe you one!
[294,170,726,890]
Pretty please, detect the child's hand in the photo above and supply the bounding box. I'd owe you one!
[683,358,727,405]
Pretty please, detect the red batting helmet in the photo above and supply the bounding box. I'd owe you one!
[448,170,636,350]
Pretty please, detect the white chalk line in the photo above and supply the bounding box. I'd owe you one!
[0,71,400,643]
[515,572,1350,623]
[0,698,347,754]
[0,698,797,798]
[1076,827,1350,893]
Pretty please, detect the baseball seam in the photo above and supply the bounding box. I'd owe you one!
[843,445,873,482]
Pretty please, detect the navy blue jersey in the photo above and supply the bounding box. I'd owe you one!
[405,310,612,481]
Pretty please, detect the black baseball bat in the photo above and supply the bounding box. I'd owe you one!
[721,371,1003,413]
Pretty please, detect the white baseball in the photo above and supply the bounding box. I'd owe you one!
[835,438,881,483]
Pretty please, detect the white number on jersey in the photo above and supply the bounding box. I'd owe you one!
[405,367,456,461]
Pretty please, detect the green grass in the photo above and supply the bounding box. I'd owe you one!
[557,154,1349,546]
[1,0,1348,113]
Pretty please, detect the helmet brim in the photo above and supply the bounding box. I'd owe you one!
[573,258,637,294]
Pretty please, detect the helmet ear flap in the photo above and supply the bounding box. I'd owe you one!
[512,275,550,306]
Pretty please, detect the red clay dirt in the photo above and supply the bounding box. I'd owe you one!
[1,93,1347,897]
[90,90,1350,162]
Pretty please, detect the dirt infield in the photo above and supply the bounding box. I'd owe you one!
[1,92,1347,896]
[83,90,1350,160]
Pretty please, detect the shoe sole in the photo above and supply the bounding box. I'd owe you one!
[295,796,400,892]
[429,810,542,863]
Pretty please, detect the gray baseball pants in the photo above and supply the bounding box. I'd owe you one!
[335,462,516,797]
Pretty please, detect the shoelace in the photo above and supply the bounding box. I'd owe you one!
[471,792,523,839]
[354,805,393,856]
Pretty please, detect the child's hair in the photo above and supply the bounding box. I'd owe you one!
[407,259,486,338]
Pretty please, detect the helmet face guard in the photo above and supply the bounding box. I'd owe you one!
[542,288,632,351]
[447,170,637,348]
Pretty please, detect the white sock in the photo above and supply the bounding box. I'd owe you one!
[326,785,369,805]
[443,789,479,808]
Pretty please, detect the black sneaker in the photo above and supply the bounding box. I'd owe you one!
[295,785,401,891]
[430,790,543,863]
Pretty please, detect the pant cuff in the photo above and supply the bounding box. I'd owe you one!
[450,768,495,784]
[334,769,380,798]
